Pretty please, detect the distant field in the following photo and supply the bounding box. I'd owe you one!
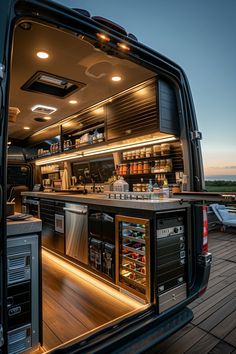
[206,186,236,192]
[205,180,236,192]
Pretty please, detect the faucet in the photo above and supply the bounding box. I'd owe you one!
[78,175,87,194]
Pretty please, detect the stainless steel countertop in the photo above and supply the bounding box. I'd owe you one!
[21,191,188,211]
[7,216,42,236]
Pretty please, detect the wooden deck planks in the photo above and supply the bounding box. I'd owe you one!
[151,228,236,354]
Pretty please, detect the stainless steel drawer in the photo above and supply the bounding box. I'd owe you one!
[159,283,187,313]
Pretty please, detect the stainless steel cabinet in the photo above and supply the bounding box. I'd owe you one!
[64,203,88,264]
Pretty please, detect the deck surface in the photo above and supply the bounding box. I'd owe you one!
[151,228,236,354]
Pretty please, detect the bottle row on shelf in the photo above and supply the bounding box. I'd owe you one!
[118,158,173,176]
[122,143,171,161]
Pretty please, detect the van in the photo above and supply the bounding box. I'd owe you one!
[0,1,213,353]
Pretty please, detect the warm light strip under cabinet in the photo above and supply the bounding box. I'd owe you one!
[35,136,177,166]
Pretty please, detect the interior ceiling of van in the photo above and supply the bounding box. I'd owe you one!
[9,21,156,140]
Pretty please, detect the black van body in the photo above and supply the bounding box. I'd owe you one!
[0,1,212,353]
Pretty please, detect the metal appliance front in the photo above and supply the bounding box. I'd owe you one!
[22,198,40,219]
[64,203,88,265]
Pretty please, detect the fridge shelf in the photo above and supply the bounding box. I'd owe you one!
[122,245,145,256]
[122,254,145,267]
[121,265,146,278]
[122,235,146,244]
[122,225,145,233]
[120,274,146,290]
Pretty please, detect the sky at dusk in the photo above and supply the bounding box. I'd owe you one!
[56,0,236,178]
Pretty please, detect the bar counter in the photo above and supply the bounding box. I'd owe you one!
[21,191,188,211]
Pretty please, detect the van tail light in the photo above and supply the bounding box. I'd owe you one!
[202,206,208,253]
[198,286,207,297]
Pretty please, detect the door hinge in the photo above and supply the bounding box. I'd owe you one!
[191,130,202,141]
[0,324,4,347]
[0,63,5,80]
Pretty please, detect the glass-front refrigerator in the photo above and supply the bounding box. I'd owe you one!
[115,215,150,302]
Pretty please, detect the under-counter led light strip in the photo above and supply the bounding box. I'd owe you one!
[43,249,142,308]
[36,136,177,166]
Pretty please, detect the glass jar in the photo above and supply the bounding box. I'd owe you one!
[113,177,129,192]
[153,160,160,173]
[127,151,132,160]
[143,161,150,174]
[123,151,127,160]
[136,183,142,192]
[123,163,128,175]
[137,161,143,174]
[160,160,166,172]
[166,159,172,172]
[131,150,136,160]
[145,147,152,158]
[133,162,138,174]
[153,144,161,157]
[129,162,133,175]
[140,148,145,158]
[135,149,140,159]
[161,143,170,156]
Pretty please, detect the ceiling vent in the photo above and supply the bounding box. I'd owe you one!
[21,71,86,98]
[31,105,57,115]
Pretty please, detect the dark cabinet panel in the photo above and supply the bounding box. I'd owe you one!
[159,79,180,136]
[40,199,65,254]
[107,82,159,141]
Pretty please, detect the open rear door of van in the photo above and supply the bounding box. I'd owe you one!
[0,1,15,352]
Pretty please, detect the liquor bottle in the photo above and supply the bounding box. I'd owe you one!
[153,175,160,193]
[147,179,153,192]
[162,177,170,198]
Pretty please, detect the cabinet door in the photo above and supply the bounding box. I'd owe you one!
[115,215,150,302]
[107,83,158,141]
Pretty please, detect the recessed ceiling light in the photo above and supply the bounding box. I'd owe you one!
[69,100,78,104]
[36,51,49,59]
[44,116,51,120]
[111,76,122,82]
[24,126,30,130]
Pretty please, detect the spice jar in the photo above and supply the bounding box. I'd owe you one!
[143,161,150,174]
[145,147,152,158]
[136,184,142,192]
[130,163,133,175]
[127,151,132,160]
[123,152,127,160]
[133,162,138,174]
[135,149,140,159]
[137,161,143,174]
[123,163,128,175]
[161,143,170,156]
[160,160,166,172]
[153,160,160,173]
[153,144,161,157]
[166,159,172,172]
[140,148,145,158]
